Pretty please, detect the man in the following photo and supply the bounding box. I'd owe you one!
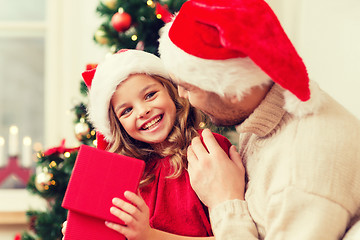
[158,0,360,239]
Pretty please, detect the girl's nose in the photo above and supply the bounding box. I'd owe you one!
[137,104,151,118]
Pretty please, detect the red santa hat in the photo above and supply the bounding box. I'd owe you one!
[82,49,170,147]
[158,0,310,101]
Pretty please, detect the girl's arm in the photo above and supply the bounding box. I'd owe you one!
[105,190,215,240]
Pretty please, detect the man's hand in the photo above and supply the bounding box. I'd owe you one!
[187,129,246,209]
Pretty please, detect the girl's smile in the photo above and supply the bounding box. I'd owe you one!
[140,114,163,131]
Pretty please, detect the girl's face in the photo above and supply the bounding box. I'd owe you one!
[110,74,176,145]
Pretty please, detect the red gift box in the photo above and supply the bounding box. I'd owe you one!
[62,145,145,240]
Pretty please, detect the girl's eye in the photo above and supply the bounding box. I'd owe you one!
[145,91,157,100]
[121,107,132,116]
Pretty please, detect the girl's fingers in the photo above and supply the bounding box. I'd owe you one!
[124,191,148,213]
[110,206,134,225]
[112,191,148,221]
[61,221,67,234]
[112,197,138,217]
[105,221,126,235]
[108,191,151,240]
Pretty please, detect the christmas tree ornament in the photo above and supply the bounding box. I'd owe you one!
[35,167,55,192]
[156,2,172,23]
[147,0,156,8]
[102,0,117,10]
[74,120,90,141]
[14,233,21,240]
[94,29,109,45]
[43,139,78,156]
[111,10,132,32]
[136,41,145,50]
[125,26,137,36]
[86,63,98,70]
[131,34,138,41]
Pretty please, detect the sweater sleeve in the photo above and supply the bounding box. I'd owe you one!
[209,199,259,239]
[265,186,349,240]
[210,187,351,240]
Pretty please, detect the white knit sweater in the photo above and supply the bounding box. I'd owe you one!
[209,83,360,240]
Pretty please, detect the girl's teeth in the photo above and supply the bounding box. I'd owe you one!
[143,116,161,130]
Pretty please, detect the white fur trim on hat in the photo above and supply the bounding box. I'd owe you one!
[283,80,325,117]
[158,21,272,100]
[88,50,170,143]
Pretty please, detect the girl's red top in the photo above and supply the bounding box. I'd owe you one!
[140,131,232,237]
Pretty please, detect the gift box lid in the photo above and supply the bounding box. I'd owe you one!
[62,144,145,224]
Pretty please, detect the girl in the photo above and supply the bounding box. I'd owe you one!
[65,49,236,240]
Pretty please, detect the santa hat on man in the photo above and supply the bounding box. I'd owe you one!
[82,49,170,149]
[159,0,312,102]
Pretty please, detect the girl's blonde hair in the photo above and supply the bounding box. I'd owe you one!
[108,75,202,186]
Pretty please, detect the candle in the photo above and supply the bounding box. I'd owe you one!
[0,137,5,167]
[9,125,19,156]
[22,136,32,168]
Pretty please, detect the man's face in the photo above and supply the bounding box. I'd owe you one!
[174,79,250,126]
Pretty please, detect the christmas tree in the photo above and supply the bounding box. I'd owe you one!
[19,1,187,239]
[19,142,79,240]
[20,76,97,240]
[94,0,186,55]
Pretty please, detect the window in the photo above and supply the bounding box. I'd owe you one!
[0,0,46,188]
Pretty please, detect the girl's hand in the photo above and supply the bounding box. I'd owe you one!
[105,190,153,240]
[61,220,67,240]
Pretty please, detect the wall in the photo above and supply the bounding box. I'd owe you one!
[44,0,108,148]
[267,0,360,118]
[298,0,360,118]
[0,189,46,240]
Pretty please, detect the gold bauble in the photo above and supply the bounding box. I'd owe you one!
[35,171,54,192]
[74,122,90,141]
[102,0,117,10]
[94,29,109,45]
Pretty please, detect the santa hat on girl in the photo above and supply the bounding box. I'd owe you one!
[82,49,170,148]
[158,0,310,102]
